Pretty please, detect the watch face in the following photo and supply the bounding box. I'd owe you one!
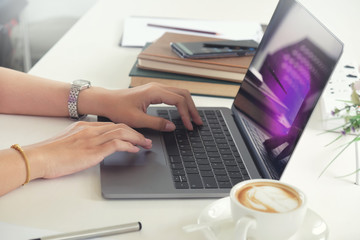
[73,79,91,86]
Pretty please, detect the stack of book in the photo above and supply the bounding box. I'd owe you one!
[129,32,254,98]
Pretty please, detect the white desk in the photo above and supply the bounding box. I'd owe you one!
[1,0,360,239]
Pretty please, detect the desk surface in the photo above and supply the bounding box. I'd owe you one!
[1,0,360,239]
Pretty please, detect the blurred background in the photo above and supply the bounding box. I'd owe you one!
[0,0,96,72]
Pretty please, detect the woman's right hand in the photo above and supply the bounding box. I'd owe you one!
[26,121,152,180]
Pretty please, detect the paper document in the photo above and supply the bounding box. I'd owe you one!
[121,16,263,47]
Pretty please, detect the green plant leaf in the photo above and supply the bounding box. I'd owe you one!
[324,134,343,147]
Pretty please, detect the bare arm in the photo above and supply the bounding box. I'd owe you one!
[0,67,70,116]
[0,67,202,130]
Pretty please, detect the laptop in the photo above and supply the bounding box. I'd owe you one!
[100,0,343,199]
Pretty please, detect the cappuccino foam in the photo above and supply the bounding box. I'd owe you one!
[236,182,301,213]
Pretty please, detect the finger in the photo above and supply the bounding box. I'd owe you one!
[134,113,176,132]
[163,86,203,126]
[98,124,153,149]
[70,123,152,149]
[97,139,142,159]
[146,86,195,130]
[148,84,203,127]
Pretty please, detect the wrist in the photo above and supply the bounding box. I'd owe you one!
[77,86,111,117]
[21,145,46,181]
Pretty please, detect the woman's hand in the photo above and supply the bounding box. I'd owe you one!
[81,83,203,131]
[0,121,152,196]
[26,121,152,179]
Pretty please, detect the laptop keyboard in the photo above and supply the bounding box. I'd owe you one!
[158,109,250,190]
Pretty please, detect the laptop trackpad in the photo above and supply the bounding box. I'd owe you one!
[102,129,167,167]
[103,150,162,166]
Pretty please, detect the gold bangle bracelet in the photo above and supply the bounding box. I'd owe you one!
[11,144,30,185]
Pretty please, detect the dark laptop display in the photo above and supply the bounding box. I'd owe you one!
[100,0,343,199]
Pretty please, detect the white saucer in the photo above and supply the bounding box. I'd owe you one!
[196,197,329,240]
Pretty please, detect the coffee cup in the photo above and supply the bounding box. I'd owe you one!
[230,179,307,240]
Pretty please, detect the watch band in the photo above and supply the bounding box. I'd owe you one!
[68,80,91,120]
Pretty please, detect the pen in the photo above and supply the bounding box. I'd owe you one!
[147,23,219,35]
[30,222,142,240]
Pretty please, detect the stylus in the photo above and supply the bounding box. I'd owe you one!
[30,221,142,240]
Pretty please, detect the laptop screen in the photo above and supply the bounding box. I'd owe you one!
[233,0,343,177]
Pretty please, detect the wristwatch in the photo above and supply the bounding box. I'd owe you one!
[68,79,91,120]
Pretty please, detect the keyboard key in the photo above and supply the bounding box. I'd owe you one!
[200,171,214,177]
[194,153,207,159]
[216,175,230,182]
[207,152,220,157]
[218,181,232,188]
[205,146,218,152]
[193,147,206,153]
[184,161,197,168]
[187,174,203,189]
[213,169,227,175]
[219,149,232,154]
[191,142,203,148]
[180,149,193,156]
[198,164,212,171]
[189,136,202,142]
[201,136,214,141]
[197,159,210,165]
[203,177,218,188]
[228,172,242,178]
[199,130,212,136]
[186,167,199,174]
[224,160,238,166]
[182,156,195,162]
[209,157,222,163]
[203,140,216,146]
[215,138,228,144]
[211,163,225,169]
[222,154,235,160]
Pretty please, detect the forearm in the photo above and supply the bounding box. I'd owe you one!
[0,67,70,116]
[0,67,113,118]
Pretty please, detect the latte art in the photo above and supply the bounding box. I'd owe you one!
[236,182,302,213]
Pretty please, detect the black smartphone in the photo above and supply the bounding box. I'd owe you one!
[170,39,258,59]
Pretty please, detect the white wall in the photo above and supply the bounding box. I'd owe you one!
[24,0,97,23]
[11,0,98,71]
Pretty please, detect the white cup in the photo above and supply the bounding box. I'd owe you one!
[230,179,307,240]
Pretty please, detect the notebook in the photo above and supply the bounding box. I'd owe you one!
[100,0,343,199]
